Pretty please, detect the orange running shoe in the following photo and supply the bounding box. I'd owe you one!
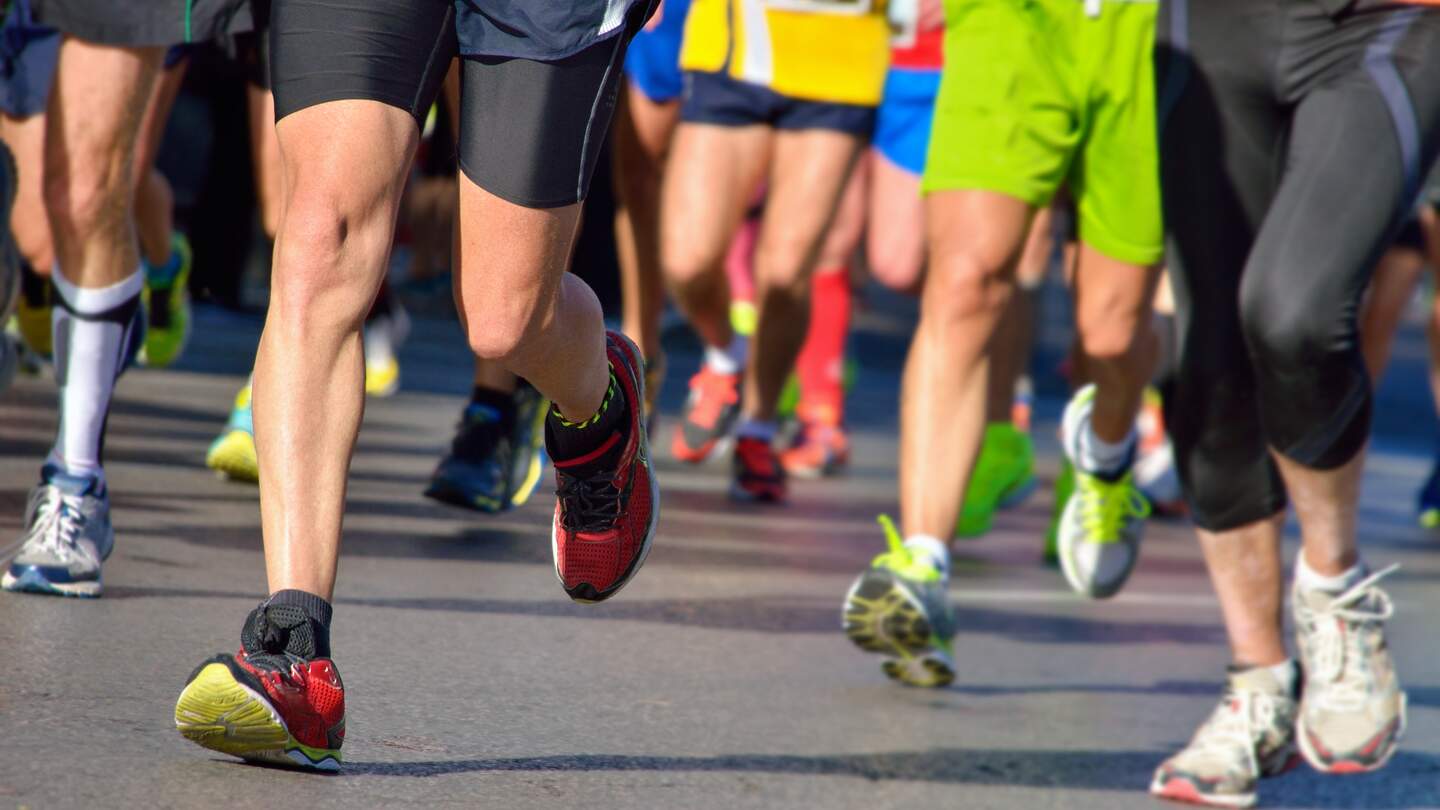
[671,365,741,463]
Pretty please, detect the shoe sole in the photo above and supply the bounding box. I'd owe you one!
[423,479,506,513]
[175,661,340,772]
[205,432,259,484]
[672,433,733,465]
[553,331,659,605]
[1148,774,1256,809]
[1295,694,1406,775]
[2,567,100,598]
[842,569,955,688]
[728,479,786,503]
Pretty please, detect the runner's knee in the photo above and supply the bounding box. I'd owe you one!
[271,185,395,330]
[921,251,1010,327]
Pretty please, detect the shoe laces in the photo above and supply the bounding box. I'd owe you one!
[1303,564,1399,712]
[1075,471,1150,543]
[556,464,622,534]
[870,514,941,584]
[31,486,90,564]
[1191,686,1282,778]
[685,368,738,429]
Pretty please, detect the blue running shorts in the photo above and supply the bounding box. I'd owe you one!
[624,0,690,102]
[873,67,941,176]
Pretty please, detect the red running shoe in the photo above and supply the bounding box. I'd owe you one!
[731,436,787,502]
[551,330,659,603]
[671,365,740,463]
[174,605,345,771]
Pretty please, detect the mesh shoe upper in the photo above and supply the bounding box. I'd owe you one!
[5,474,113,582]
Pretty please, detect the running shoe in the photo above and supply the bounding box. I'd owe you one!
[205,383,259,483]
[425,384,549,513]
[731,435,787,502]
[1292,564,1406,774]
[1055,385,1150,598]
[843,515,956,687]
[175,602,344,771]
[1417,453,1440,530]
[549,330,658,603]
[671,365,740,463]
[956,422,1037,538]
[2,469,114,598]
[363,305,410,398]
[1135,386,1186,516]
[138,232,193,368]
[1150,664,1300,808]
[1043,458,1074,566]
[779,402,850,478]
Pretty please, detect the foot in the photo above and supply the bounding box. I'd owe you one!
[139,232,193,368]
[175,601,345,771]
[549,330,658,603]
[363,305,410,398]
[425,384,549,513]
[843,516,956,687]
[779,403,850,479]
[1417,454,1440,530]
[206,384,259,483]
[956,422,1037,538]
[730,435,787,502]
[1056,386,1149,598]
[1292,565,1406,774]
[671,365,740,463]
[1150,665,1300,808]
[2,469,114,598]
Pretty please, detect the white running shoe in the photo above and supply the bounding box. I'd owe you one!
[1150,664,1300,808]
[1292,564,1406,773]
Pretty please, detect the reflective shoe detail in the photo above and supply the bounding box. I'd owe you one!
[425,385,549,513]
[176,601,345,771]
[206,384,258,483]
[2,472,114,598]
[843,515,956,688]
[956,422,1037,538]
[671,366,740,463]
[550,330,658,603]
[1292,565,1406,774]
[138,232,193,368]
[730,436,787,503]
[1150,666,1300,809]
[779,403,849,479]
[1057,386,1149,599]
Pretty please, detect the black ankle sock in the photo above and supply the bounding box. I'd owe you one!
[244,589,334,660]
[544,370,627,468]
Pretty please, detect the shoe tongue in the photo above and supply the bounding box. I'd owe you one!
[242,604,319,660]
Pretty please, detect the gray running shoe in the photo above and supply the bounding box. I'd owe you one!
[1057,384,1150,599]
[2,471,114,598]
[842,516,956,687]
[1150,664,1300,809]
[1293,564,1406,773]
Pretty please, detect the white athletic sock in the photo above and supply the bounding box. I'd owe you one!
[48,264,143,480]
[1295,552,1366,594]
[1267,659,1298,695]
[735,418,777,443]
[904,534,950,578]
[703,335,748,376]
[1078,421,1137,478]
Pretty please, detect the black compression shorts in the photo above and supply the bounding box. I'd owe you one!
[1156,0,1440,531]
[271,0,652,208]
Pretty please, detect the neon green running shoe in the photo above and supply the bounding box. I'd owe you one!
[1044,459,1074,566]
[842,515,956,687]
[139,232,192,368]
[956,422,1037,538]
[1056,385,1151,599]
[206,384,258,483]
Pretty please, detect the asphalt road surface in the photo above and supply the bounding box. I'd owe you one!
[2,294,1438,809]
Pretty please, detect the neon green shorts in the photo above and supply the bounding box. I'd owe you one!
[922,0,1163,266]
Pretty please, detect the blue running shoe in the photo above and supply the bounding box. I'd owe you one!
[3,468,114,598]
[206,383,258,483]
[425,384,548,513]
